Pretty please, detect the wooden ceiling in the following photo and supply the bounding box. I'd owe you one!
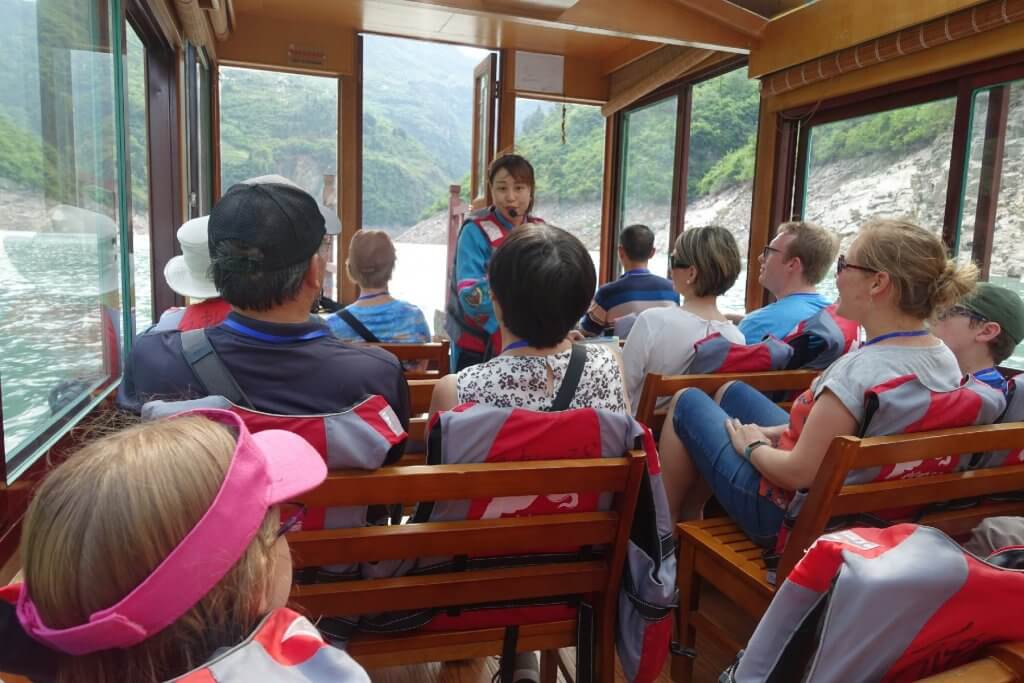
[229,0,778,63]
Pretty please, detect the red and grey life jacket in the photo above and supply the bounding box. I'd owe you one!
[688,332,794,374]
[771,375,1007,572]
[142,394,407,581]
[362,403,676,683]
[150,299,232,333]
[975,377,1023,468]
[783,303,859,370]
[172,607,370,682]
[444,208,542,357]
[725,524,1024,683]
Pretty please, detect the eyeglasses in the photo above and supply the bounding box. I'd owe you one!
[671,257,690,269]
[936,305,989,324]
[836,254,878,275]
[761,245,781,260]
[276,503,307,539]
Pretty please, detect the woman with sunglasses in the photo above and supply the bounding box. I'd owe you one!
[622,226,744,414]
[657,219,976,544]
[0,410,369,682]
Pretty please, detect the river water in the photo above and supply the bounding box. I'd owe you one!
[3,237,1022,461]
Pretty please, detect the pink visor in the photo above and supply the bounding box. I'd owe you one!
[16,408,327,656]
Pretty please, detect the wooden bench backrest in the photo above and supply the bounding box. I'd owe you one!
[373,341,450,379]
[778,422,1024,581]
[634,370,819,432]
[287,452,645,674]
[401,379,438,465]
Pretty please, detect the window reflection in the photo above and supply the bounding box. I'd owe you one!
[127,23,152,334]
[0,0,123,465]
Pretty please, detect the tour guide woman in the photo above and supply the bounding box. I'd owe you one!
[446,154,544,371]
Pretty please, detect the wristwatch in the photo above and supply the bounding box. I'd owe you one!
[743,440,770,461]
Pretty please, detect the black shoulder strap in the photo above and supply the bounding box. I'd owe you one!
[551,343,587,412]
[337,308,381,343]
[180,329,255,409]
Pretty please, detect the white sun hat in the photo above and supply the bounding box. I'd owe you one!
[163,216,219,300]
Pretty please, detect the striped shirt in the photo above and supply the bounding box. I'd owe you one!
[580,268,678,336]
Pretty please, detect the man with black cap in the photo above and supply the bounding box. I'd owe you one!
[117,179,409,429]
[930,282,1024,395]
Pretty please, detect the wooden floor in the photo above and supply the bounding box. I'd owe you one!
[367,586,754,683]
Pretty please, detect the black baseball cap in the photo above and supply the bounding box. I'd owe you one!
[208,181,327,271]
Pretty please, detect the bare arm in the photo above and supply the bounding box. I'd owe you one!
[726,390,857,491]
[429,373,460,417]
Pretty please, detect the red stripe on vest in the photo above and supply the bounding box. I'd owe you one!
[720,343,773,372]
[903,388,981,434]
[788,526,917,593]
[353,395,406,446]
[179,299,232,331]
[252,609,327,667]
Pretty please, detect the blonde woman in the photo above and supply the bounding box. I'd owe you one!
[622,226,744,414]
[659,220,975,540]
[327,230,430,344]
[1,410,368,683]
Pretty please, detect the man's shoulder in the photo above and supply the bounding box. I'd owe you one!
[316,336,405,372]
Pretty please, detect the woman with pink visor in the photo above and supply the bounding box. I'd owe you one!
[0,409,369,682]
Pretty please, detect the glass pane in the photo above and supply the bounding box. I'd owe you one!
[803,97,956,303]
[686,68,760,314]
[476,75,488,198]
[956,80,1024,368]
[0,0,123,465]
[219,66,339,297]
[619,96,678,269]
[362,36,493,333]
[127,23,152,333]
[197,58,212,215]
[514,98,605,271]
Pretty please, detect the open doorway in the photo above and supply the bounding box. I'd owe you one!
[361,34,495,333]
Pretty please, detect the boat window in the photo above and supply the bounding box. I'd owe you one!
[686,67,760,314]
[127,22,153,333]
[956,79,1024,369]
[514,98,606,274]
[618,95,679,273]
[799,96,957,301]
[185,44,214,218]
[219,65,339,297]
[0,0,123,476]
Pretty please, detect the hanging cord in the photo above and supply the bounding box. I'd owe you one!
[561,102,567,145]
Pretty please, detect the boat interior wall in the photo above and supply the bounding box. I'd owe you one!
[764,20,1024,112]
[219,15,358,75]
[140,0,185,48]
[672,0,768,38]
[339,55,363,305]
[749,0,994,78]
[602,47,729,117]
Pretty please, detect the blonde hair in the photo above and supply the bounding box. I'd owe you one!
[22,416,277,683]
[346,230,396,289]
[856,219,977,319]
[777,221,839,285]
[673,226,741,297]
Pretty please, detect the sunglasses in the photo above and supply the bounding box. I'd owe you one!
[836,254,878,275]
[671,257,691,269]
[276,503,307,539]
[761,245,781,260]
[936,305,989,324]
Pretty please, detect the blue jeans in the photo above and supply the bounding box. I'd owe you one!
[673,382,789,547]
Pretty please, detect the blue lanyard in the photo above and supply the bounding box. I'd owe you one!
[222,318,329,343]
[503,339,531,353]
[622,268,650,277]
[357,291,388,301]
[863,329,929,346]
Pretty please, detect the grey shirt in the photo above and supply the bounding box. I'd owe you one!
[812,341,962,424]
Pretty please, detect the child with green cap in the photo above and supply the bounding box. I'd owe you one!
[931,282,1024,394]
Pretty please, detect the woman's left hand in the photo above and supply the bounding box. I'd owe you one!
[724,418,770,456]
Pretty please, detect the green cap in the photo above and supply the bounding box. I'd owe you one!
[961,283,1024,345]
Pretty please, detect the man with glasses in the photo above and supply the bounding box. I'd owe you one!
[737,221,839,343]
[930,282,1024,394]
[118,178,410,436]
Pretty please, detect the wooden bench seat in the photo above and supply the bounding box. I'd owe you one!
[374,341,450,379]
[634,370,818,433]
[287,452,647,682]
[673,423,1024,683]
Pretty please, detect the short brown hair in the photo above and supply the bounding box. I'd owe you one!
[672,226,741,297]
[965,318,1019,365]
[857,219,977,319]
[778,221,839,285]
[346,229,396,289]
